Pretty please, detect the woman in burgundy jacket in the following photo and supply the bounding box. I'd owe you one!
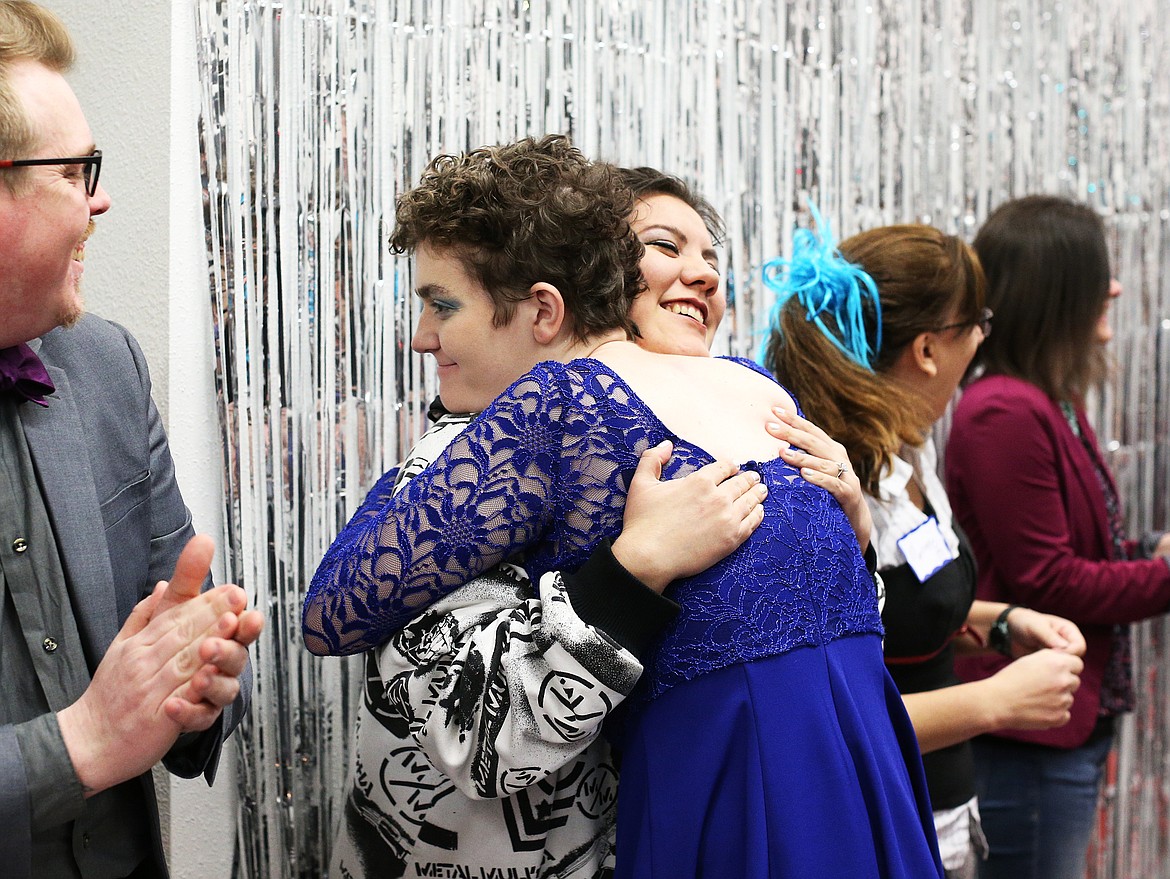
[945,195,1170,879]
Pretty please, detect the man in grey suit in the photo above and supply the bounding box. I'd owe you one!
[0,2,263,876]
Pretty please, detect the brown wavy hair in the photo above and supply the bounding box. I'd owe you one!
[766,224,985,493]
[0,1,74,192]
[972,195,1109,402]
[390,134,644,342]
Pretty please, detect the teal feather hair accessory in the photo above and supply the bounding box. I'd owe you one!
[762,203,882,371]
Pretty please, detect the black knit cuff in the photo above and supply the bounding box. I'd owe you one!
[863,541,878,575]
[562,539,680,659]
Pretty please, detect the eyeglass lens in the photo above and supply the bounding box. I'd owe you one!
[85,151,101,197]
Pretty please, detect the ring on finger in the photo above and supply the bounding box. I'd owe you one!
[835,461,849,480]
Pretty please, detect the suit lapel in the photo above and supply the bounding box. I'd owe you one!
[19,364,120,666]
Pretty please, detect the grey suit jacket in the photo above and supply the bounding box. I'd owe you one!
[0,315,250,878]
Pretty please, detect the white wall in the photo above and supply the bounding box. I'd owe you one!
[163,3,237,875]
[42,1,236,875]
[43,0,171,421]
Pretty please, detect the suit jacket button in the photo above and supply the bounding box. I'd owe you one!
[12,537,27,553]
[43,637,58,653]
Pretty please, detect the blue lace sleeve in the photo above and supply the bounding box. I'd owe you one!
[303,366,573,656]
[344,466,401,528]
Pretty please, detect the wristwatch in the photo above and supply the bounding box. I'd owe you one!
[989,605,1020,657]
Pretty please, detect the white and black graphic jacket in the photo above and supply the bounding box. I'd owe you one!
[330,409,678,879]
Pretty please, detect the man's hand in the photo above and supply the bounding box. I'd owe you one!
[162,603,263,730]
[611,440,767,593]
[56,536,260,797]
[148,536,265,729]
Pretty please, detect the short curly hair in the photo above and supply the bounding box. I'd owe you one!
[390,135,644,341]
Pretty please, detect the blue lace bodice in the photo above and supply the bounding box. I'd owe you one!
[303,357,880,696]
[645,452,879,699]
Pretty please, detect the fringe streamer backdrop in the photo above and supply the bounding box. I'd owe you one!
[192,0,1170,875]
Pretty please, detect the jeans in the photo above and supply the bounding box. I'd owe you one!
[971,731,1113,879]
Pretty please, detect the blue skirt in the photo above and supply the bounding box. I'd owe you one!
[613,635,943,878]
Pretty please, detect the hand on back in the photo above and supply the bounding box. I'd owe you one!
[611,440,767,593]
[767,408,872,552]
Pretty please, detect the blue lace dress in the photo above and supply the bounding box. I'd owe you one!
[304,357,942,878]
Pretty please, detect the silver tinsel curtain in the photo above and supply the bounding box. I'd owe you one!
[192,1,1170,876]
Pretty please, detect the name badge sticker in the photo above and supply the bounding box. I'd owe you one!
[896,516,954,583]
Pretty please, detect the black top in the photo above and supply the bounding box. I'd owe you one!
[882,533,978,811]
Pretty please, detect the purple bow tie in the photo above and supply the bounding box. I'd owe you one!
[0,343,55,407]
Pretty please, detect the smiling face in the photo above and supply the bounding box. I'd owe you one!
[626,194,724,357]
[409,243,548,413]
[411,194,726,412]
[0,61,111,347]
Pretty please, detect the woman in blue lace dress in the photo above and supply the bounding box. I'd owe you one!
[303,156,942,876]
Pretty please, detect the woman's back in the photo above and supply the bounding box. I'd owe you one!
[592,341,796,464]
[574,355,941,878]
[576,350,882,698]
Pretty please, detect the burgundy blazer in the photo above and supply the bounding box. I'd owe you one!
[945,374,1170,749]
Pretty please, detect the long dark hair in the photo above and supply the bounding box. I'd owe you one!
[617,166,725,244]
[972,195,1110,402]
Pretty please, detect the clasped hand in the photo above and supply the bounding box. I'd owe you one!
[57,535,263,797]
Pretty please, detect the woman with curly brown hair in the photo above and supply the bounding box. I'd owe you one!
[321,155,784,879]
[305,136,942,878]
[766,215,1085,879]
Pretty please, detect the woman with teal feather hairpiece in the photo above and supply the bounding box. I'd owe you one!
[764,220,1085,879]
[762,202,882,370]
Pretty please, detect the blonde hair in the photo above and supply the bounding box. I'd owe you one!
[0,1,74,188]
